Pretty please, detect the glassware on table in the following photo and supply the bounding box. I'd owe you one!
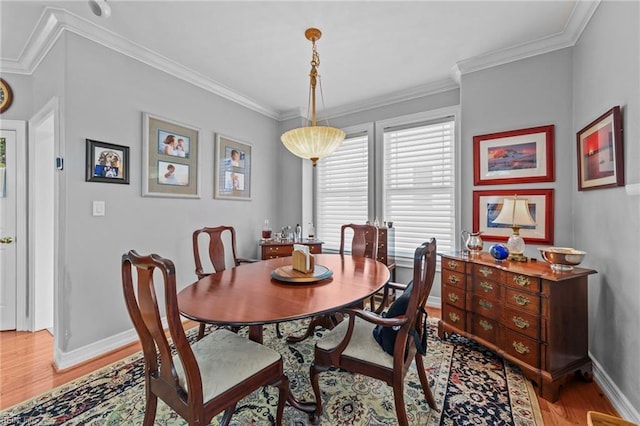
[307,222,315,240]
[262,219,272,240]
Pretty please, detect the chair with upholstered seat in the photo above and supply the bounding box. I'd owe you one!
[122,250,289,426]
[309,239,439,425]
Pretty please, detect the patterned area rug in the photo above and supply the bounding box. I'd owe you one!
[1,318,542,425]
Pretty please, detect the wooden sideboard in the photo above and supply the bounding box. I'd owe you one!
[259,240,323,260]
[438,251,597,402]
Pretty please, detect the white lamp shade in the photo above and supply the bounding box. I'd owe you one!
[281,125,345,165]
[492,198,536,226]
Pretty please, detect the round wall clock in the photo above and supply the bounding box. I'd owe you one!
[0,78,14,113]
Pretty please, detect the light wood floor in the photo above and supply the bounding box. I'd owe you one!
[1,309,619,424]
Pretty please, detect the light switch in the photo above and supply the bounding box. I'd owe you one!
[92,201,105,216]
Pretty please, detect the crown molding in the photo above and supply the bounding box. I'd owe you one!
[453,0,600,79]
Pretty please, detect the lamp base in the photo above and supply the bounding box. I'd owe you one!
[509,252,528,262]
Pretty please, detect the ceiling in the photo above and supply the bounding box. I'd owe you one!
[0,1,599,120]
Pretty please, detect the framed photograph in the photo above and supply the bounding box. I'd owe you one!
[473,189,554,245]
[85,139,129,184]
[214,134,251,200]
[473,125,555,185]
[576,106,624,191]
[143,112,200,198]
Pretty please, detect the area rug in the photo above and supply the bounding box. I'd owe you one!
[1,318,542,425]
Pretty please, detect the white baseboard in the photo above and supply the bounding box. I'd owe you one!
[591,352,640,423]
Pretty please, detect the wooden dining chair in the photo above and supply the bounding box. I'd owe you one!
[309,239,439,425]
[122,250,289,426]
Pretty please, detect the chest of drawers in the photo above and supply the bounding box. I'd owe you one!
[438,252,596,402]
[259,240,323,260]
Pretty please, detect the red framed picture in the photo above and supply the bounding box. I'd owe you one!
[576,106,624,191]
[473,125,555,185]
[472,189,554,245]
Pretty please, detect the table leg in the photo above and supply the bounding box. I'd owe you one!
[248,325,263,344]
[285,313,343,344]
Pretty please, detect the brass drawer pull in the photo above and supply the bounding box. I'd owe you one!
[447,260,459,270]
[513,294,530,306]
[448,275,460,284]
[448,293,459,303]
[478,299,493,310]
[479,319,493,331]
[512,341,530,355]
[513,275,530,287]
[478,266,493,277]
[512,316,530,329]
[449,312,460,323]
[479,281,493,292]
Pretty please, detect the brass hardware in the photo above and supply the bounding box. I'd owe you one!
[449,312,460,323]
[448,275,460,284]
[479,266,493,277]
[512,341,530,354]
[512,316,530,329]
[513,275,530,287]
[479,319,493,331]
[0,236,14,244]
[513,294,530,306]
[447,260,459,270]
[448,293,459,303]
[478,299,492,310]
[479,281,493,292]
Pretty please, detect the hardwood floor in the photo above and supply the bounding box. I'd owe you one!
[1,311,620,424]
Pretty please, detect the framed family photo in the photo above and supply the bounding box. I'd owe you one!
[214,134,251,200]
[473,125,555,185]
[85,139,130,184]
[576,106,624,191]
[473,189,554,245]
[142,112,200,198]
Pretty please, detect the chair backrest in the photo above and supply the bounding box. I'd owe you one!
[121,250,204,408]
[339,223,379,259]
[193,226,240,279]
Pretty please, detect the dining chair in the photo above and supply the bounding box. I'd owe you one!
[122,250,289,426]
[309,239,439,425]
[286,223,380,343]
[193,226,284,340]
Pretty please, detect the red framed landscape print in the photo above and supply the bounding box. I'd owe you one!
[473,125,555,185]
[576,106,624,191]
[473,189,554,245]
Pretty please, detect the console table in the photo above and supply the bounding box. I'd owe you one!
[259,240,323,260]
[438,251,597,402]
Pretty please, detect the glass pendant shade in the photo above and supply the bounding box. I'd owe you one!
[281,126,345,166]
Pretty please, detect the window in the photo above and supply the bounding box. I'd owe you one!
[316,108,458,261]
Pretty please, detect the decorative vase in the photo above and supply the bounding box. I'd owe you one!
[489,244,509,261]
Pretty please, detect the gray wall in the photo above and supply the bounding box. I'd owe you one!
[573,1,640,414]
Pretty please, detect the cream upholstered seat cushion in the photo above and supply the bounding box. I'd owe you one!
[173,329,282,402]
[316,316,394,368]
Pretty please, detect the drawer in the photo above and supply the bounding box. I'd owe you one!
[262,245,293,255]
[469,314,499,346]
[443,284,466,309]
[504,270,541,292]
[442,257,465,273]
[308,244,323,254]
[472,264,504,282]
[470,294,500,320]
[503,328,540,368]
[502,307,540,340]
[442,269,466,290]
[442,304,466,330]
[471,277,500,301]
[504,287,541,315]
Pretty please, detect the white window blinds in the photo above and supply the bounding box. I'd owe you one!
[316,133,369,251]
[383,118,455,259]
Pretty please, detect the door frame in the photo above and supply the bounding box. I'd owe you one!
[1,119,28,330]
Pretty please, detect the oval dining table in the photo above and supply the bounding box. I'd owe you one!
[177,253,390,416]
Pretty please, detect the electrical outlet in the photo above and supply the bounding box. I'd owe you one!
[92,201,105,216]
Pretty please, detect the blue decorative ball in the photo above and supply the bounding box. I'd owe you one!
[489,244,509,261]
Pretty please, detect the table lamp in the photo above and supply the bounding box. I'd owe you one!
[492,196,536,261]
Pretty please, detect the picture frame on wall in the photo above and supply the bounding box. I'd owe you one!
[473,125,555,185]
[576,105,624,191]
[142,112,200,198]
[473,188,554,245]
[214,134,251,200]
[85,139,130,184]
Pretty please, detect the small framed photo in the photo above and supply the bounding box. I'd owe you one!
[214,134,252,200]
[143,112,200,198]
[473,125,555,185]
[85,139,129,184]
[473,189,554,245]
[576,106,624,191]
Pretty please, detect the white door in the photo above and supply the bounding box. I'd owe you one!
[0,128,18,330]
